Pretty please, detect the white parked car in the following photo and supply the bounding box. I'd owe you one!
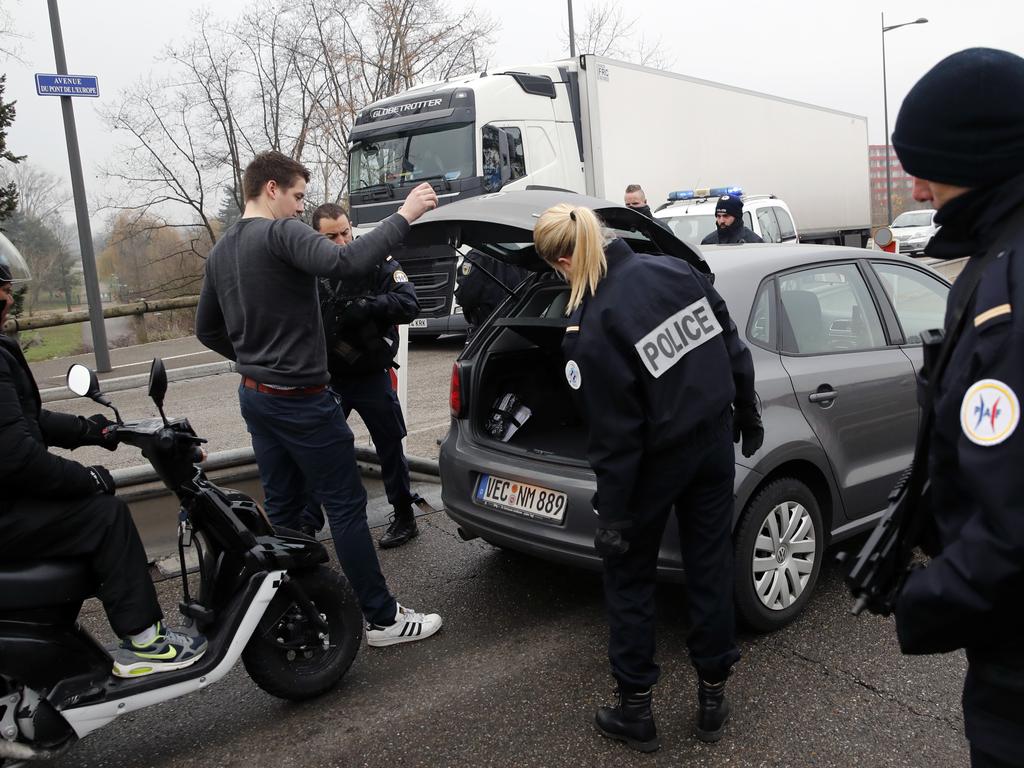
[890,208,938,255]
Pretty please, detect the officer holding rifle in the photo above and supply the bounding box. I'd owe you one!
[848,48,1024,768]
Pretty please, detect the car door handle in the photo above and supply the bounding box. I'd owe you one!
[808,389,839,404]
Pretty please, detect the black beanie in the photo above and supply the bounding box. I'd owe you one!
[892,47,1024,188]
[715,194,743,219]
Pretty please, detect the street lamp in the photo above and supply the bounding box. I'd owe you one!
[881,13,928,224]
[567,0,576,57]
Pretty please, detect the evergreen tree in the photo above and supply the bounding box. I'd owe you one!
[0,74,24,224]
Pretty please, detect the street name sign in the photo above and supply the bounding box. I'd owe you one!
[35,73,99,97]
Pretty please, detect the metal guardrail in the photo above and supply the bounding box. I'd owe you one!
[2,294,200,334]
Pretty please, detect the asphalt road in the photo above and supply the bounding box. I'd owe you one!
[30,335,971,767]
[42,513,968,768]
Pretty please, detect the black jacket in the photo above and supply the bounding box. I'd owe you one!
[322,254,419,380]
[0,335,97,513]
[454,250,529,329]
[561,239,756,527]
[894,174,1024,762]
[701,222,763,245]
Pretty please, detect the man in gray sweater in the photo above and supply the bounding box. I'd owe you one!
[196,151,442,646]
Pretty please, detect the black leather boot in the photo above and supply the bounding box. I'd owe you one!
[696,679,730,743]
[595,687,660,753]
[378,504,418,549]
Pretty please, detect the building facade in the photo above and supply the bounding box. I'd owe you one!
[869,144,926,226]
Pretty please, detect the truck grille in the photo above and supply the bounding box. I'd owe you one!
[393,245,457,319]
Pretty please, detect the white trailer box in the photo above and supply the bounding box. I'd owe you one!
[577,57,871,242]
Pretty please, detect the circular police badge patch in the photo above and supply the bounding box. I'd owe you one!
[393,270,409,283]
[960,378,1020,446]
[461,262,472,276]
[565,360,582,390]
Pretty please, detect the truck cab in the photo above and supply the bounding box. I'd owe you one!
[348,66,585,337]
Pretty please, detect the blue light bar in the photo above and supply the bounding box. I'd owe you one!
[667,185,743,201]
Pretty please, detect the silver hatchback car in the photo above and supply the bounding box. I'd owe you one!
[405,190,951,632]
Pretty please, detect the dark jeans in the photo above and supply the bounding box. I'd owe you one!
[239,384,397,625]
[603,417,740,691]
[0,493,162,637]
[972,745,1023,768]
[303,370,413,531]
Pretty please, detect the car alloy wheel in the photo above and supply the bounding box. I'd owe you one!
[752,500,816,611]
[733,478,824,632]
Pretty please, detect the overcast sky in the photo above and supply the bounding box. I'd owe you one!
[3,0,1022,226]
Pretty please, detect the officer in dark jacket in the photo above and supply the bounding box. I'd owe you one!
[303,203,422,548]
[890,48,1024,768]
[0,245,207,676]
[534,203,763,752]
[700,195,763,245]
[454,249,528,334]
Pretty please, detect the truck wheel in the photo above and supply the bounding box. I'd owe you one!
[733,478,824,632]
[242,565,363,701]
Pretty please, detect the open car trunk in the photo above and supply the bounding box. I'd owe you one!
[471,281,589,461]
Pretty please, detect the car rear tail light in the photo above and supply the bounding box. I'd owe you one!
[450,362,465,418]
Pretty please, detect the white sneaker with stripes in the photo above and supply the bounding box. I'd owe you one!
[366,603,443,647]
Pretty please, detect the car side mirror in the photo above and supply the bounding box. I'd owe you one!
[873,226,895,251]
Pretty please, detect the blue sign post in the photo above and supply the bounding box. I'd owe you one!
[35,73,99,98]
[40,0,110,371]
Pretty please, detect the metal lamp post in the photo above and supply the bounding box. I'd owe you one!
[881,13,928,224]
[567,0,576,57]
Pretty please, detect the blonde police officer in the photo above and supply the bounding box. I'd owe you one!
[533,203,762,752]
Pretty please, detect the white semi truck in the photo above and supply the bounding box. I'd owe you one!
[348,55,872,335]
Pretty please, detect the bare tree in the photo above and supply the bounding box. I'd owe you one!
[566,1,673,68]
[99,0,496,244]
[0,161,71,220]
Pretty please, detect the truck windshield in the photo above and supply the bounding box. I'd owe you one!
[349,124,475,193]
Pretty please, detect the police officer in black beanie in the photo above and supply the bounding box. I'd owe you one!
[890,47,1024,768]
[700,195,762,245]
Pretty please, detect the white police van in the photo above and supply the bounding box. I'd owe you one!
[654,186,799,246]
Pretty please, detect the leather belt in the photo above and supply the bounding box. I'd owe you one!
[241,376,327,397]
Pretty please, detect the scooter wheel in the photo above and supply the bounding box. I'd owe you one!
[242,565,362,701]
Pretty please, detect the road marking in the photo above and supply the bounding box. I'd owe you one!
[109,350,217,370]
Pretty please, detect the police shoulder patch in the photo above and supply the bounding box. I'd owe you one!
[461,262,472,276]
[565,360,582,390]
[393,270,409,283]
[960,378,1020,446]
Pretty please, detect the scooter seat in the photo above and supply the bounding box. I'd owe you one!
[0,559,95,610]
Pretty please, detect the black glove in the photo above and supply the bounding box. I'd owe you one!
[342,297,373,324]
[88,465,116,495]
[733,404,764,458]
[81,414,118,451]
[595,527,630,557]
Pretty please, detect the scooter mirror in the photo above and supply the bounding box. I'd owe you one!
[66,364,99,398]
[873,226,894,248]
[148,358,168,410]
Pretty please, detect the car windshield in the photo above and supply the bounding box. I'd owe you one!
[661,214,715,244]
[892,211,933,228]
[349,124,474,192]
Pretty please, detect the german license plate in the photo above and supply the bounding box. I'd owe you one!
[474,474,567,523]
[410,318,428,328]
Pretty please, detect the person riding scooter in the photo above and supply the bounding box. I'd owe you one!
[0,241,206,677]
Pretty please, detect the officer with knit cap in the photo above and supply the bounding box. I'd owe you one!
[700,195,762,245]
[890,47,1024,768]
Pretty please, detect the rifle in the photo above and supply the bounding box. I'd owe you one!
[844,250,1000,616]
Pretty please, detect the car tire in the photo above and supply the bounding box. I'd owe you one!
[733,478,824,632]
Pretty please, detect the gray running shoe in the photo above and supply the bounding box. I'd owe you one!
[111,622,208,678]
